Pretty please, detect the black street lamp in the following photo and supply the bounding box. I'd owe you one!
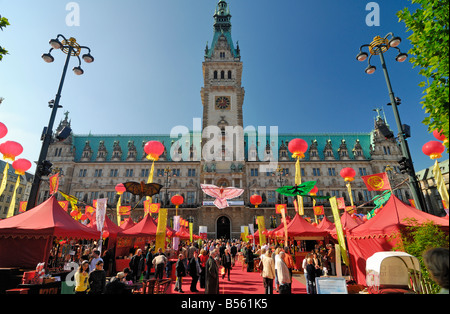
[356,33,427,212]
[273,165,288,203]
[163,167,173,207]
[27,35,93,210]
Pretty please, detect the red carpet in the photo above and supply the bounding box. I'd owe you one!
[168,259,306,294]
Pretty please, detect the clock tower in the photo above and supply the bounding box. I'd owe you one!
[201,0,245,132]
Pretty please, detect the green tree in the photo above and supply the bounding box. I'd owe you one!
[393,218,449,294]
[0,15,10,61]
[397,0,449,150]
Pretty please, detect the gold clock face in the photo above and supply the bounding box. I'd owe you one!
[215,96,231,110]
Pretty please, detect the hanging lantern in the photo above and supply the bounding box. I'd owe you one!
[309,186,319,195]
[433,129,448,144]
[422,141,445,160]
[250,194,262,208]
[0,141,23,161]
[171,194,184,208]
[115,183,126,195]
[0,122,7,139]
[340,167,356,182]
[144,141,165,161]
[12,158,32,175]
[102,230,110,239]
[288,138,308,159]
[166,230,173,237]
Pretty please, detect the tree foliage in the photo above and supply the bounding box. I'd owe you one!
[0,15,10,61]
[397,0,449,150]
[393,218,449,294]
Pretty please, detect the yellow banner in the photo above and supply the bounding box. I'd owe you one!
[0,162,9,198]
[280,207,288,246]
[155,208,167,252]
[146,161,155,202]
[433,160,449,210]
[116,193,122,225]
[189,222,193,243]
[295,158,304,215]
[6,176,20,218]
[243,226,249,242]
[257,216,266,245]
[330,197,349,265]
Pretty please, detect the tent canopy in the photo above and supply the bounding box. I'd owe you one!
[119,218,136,230]
[118,214,158,238]
[328,211,362,235]
[317,215,334,231]
[88,214,122,238]
[346,195,449,286]
[0,196,100,239]
[348,195,449,239]
[274,213,328,238]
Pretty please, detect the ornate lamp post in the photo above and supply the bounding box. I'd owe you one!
[27,35,93,210]
[356,33,426,212]
[273,165,288,203]
[163,166,173,206]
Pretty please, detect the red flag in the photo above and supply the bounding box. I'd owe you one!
[409,199,416,208]
[276,204,287,214]
[313,205,324,215]
[49,173,59,195]
[19,201,27,213]
[58,201,69,212]
[361,172,391,191]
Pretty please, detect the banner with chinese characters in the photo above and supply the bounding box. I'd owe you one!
[345,206,356,214]
[58,201,69,212]
[313,205,324,216]
[336,197,346,210]
[362,172,391,191]
[119,206,131,216]
[256,216,266,245]
[330,197,349,266]
[49,173,59,195]
[144,201,160,215]
[19,201,27,213]
[275,204,287,214]
[155,208,167,252]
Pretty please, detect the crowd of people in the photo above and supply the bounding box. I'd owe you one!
[70,238,340,295]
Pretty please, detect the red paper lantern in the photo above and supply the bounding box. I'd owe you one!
[102,230,110,239]
[115,183,126,195]
[433,129,447,143]
[0,141,23,161]
[250,194,262,208]
[340,167,356,182]
[288,138,308,159]
[0,122,7,139]
[166,230,173,237]
[309,186,319,195]
[12,158,32,175]
[171,194,184,208]
[422,141,445,160]
[144,141,165,161]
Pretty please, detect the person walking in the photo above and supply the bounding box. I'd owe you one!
[302,253,312,294]
[283,247,295,293]
[275,251,291,294]
[74,260,90,294]
[199,249,208,289]
[230,243,237,266]
[205,249,219,294]
[174,254,186,293]
[129,249,145,282]
[88,260,106,294]
[306,257,317,294]
[188,250,202,292]
[261,250,276,294]
[152,248,168,281]
[221,249,232,281]
[144,246,155,280]
[327,244,336,276]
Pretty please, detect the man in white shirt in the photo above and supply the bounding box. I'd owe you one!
[275,251,291,294]
[89,250,103,273]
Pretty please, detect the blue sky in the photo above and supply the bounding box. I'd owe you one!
[0,0,448,172]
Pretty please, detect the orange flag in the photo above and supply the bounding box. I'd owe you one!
[361,172,391,191]
[49,173,59,195]
[276,204,287,214]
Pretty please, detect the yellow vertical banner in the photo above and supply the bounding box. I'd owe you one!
[256,216,266,245]
[0,163,9,198]
[295,158,304,215]
[433,160,449,209]
[189,222,193,243]
[116,194,122,225]
[146,161,155,202]
[155,208,167,252]
[243,226,249,242]
[280,207,288,246]
[329,196,349,266]
[6,176,20,218]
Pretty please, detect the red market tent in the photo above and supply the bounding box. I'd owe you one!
[119,214,158,238]
[119,218,136,230]
[328,211,362,237]
[274,213,329,238]
[88,214,122,239]
[317,216,334,231]
[0,196,100,268]
[346,195,449,286]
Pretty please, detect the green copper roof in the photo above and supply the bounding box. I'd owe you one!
[72,132,372,162]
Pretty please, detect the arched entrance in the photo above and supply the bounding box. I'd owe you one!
[216,216,231,239]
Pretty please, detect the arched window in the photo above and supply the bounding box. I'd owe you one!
[221,71,225,79]
[214,71,218,79]
[228,70,232,79]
